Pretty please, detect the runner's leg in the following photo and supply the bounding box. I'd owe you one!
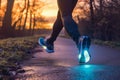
[57,0,80,45]
[47,11,63,44]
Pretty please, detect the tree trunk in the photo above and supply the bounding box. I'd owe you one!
[23,0,29,30]
[29,10,32,31]
[2,0,14,37]
[32,14,36,35]
[0,0,1,9]
[89,0,95,37]
[99,0,103,16]
[89,0,94,26]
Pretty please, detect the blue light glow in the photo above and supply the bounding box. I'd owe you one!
[84,64,91,68]
[78,50,90,63]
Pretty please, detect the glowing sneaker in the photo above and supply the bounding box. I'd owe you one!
[78,36,91,63]
[38,37,54,53]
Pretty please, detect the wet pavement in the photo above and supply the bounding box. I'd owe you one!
[16,37,120,80]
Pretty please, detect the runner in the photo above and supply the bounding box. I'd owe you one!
[38,0,91,63]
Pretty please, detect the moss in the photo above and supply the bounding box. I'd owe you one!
[0,35,44,70]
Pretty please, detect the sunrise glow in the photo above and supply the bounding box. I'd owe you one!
[0,0,58,29]
[41,0,58,17]
[41,9,57,17]
[0,0,86,29]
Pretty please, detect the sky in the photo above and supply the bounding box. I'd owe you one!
[0,0,84,29]
[40,0,58,17]
[0,0,58,29]
[1,0,58,17]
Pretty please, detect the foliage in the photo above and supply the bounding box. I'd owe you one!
[93,0,120,41]
[0,0,47,37]
[0,35,40,68]
[77,0,120,41]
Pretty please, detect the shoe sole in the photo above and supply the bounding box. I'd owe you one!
[79,36,91,63]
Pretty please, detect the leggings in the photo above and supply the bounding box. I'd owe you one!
[47,0,80,45]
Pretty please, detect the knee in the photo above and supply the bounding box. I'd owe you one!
[62,15,73,22]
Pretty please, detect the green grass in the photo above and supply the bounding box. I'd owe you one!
[0,35,45,69]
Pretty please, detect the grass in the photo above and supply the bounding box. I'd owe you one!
[0,34,119,71]
[0,35,45,71]
[93,39,120,49]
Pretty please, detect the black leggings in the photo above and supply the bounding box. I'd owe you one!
[47,0,80,45]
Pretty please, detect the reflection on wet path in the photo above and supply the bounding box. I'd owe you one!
[16,38,120,80]
[69,64,120,80]
[17,51,120,80]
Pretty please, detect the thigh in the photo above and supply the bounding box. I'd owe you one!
[57,0,78,16]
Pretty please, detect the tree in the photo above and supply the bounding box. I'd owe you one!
[89,0,95,36]
[23,0,30,30]
[0,0,1,9]
[2,0,15,37]
[12,0,27,30]
[92,0,120,41]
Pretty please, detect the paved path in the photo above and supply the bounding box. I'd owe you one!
[16,37,120,80]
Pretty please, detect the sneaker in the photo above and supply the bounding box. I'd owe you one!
[78,36,91,63]
[38,37,54,53]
